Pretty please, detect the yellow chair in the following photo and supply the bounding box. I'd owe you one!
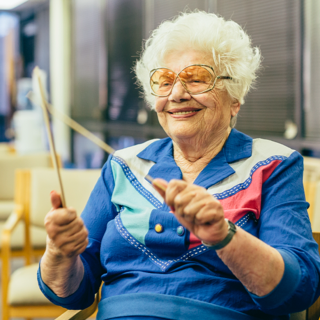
[305,233,320,320]
[1,167,100,320]
[55,294,99,320]
[311,181,320,232]
[0,142,15,154]
[0,152,53,221]
[0,153,55,258]
[303,156,320,226]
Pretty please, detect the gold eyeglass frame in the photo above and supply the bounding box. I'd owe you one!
[149,64,233,97]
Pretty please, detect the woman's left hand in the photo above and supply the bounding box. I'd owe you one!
[153,178,228,245]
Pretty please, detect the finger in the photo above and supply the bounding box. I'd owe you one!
[165,180,188,208]
[47,216,84,240]
[50,190,62,209]
[171,210,194,233]
[171,189,218,231]
[56,226,88,249]
[47,207,77,226]
[58,229,89,257]
[173,200,226,241]
[58,216,84,235]
[173,188,198,219]
[152,178,168,198]
[180,188,221,220]
[59,240,88,258]
[67,238,89,258]
[192,200,224,227]
[172,183,206,216]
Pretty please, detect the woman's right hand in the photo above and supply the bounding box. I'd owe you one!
[44,190,89,259]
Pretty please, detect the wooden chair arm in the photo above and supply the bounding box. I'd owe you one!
[55,291,99,320]
[307,296,320,320]
[2,204,24,258]
[2,204,24,233]
[1,204,24,319]
[307,232,320,320]
[1,203,24,269]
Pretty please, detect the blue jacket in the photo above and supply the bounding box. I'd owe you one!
[38,129,320,320]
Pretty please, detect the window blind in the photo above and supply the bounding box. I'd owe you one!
[215,0,302,137]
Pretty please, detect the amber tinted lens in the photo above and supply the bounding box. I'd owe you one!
[179,66,214,93]
[150,66,215,96]
[150,68,176,95]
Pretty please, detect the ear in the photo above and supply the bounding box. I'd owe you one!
[230,100,241,117]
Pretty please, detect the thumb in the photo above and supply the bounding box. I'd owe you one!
[50,190,62,209]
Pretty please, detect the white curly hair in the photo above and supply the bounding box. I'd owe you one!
[135,10,261,127]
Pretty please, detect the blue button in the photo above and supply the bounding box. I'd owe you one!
[177,226,184,236]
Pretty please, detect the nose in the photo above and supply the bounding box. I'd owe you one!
[168,78,192,103]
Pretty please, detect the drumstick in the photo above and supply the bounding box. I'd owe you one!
[33,67,67,207]
[44,102,162,187]
[29,71,166,193]
[45,102,166,192]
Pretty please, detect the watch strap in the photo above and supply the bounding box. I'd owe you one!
[202,219,236,250]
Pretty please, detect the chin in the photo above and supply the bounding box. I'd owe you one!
[168,129,199,141]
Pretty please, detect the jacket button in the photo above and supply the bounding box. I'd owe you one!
[155,224,163,233]
[177,226,185,236]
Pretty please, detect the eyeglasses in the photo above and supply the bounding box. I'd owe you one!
[149,64,232,97]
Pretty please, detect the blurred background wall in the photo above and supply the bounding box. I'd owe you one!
[0,0,320,168]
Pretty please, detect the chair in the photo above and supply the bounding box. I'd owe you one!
[55,294,100,320]
[0,153,55,259]
[303,156,320,226]
[0,152,54,221]
[311,181,320,232]
[1,167,101,320]
[0,143,15,155]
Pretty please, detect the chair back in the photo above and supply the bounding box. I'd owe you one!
[290,311,306,320]
[306,232,320,320]
[303,157,320,181]
[311,182,320,232]
[26,168,100,227]
[303,157,320,227]
[0,143,15,155]
[0,153,52,201]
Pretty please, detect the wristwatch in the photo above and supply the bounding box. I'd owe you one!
[201,219,237,250]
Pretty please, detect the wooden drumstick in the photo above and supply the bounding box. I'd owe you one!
[33,67,67,207]
[29,70,166,193]
[44,103,167,192]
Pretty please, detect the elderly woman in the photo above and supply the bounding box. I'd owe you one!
[38,11,320,320]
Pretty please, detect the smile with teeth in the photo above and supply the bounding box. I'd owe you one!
[169,109,201,115]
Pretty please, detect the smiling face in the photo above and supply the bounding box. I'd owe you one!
[155,50,240,147]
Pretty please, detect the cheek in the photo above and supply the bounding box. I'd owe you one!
[155,98,167,113]
[193,93,218,113]
[205,92,229,117]
[156,112,167,131]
